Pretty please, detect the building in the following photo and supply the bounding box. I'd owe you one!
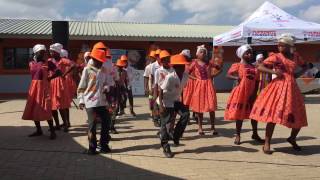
[0,19,319,97]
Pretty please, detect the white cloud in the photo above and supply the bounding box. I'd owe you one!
[0,0,64,19]
[300,5,320,23]
[170,0,307,24]
[94,0,168,23]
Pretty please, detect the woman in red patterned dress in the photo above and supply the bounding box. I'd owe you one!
[188,45,218,135]
[250,34,308,154]
[22,44,58,139]
[48,43,72,132]
[224,44,264,145]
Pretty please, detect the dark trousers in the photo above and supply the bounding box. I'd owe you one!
[124,87,134,109]
[116,85,127,113]
[86,106,111,151]
[160,101,189,145]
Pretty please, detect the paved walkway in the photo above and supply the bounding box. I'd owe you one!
[0,93,319,180]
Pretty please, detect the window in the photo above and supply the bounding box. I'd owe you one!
[3,48,33,69]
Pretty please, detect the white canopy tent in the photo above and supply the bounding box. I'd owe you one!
[213,1,320,46]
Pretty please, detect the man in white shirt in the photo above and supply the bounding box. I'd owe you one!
[159,54,190,158]
[78,48,111,155]
[152,50,172,127]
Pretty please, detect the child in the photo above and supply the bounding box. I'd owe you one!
[78,49,111,155]
[48,43,72,132]
[187,45,218,135]
[121,55,136,116]
[144,51,157,117]
[159,54,190,158]
[115,59,129,115]
[250,34,308,154]
[22,44,58,140]
[224,44,264,145]
[154,50,174,120]
[150,49,162,126]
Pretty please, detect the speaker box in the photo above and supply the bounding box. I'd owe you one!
[52,21,69,50]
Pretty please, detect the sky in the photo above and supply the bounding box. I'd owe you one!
[0,0,320,25]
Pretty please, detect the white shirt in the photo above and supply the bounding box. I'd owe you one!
[143,64,152,78]
[150,61,161,88]
[160,71,189,108]
[101,60,116,87]
[144,64,152,91]
[77,64,108,108]
[154,66,174,87]
[125,65,134,88]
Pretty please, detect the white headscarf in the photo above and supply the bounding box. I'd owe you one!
[278,33,295,46]
[84,52,91,64]
[236,44,252,59]
[196,45,207,55]
[33,44,46,54]
[180,49,191,58]
[256,54,264,61]
[60,49,68,58]
[49,43,63,54]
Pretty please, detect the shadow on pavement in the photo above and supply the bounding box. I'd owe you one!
[0,126,181,180]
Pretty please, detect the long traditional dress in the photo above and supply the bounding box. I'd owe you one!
[224,63,258,120]
[188,61,217,113]
[48,58,71,110]
[22,60,52,121]
[249,53,308,129]
[64,59,76,103]
[183,62,195,106]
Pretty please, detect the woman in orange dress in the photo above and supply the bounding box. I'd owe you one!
[250,34,308,154]
[48,43,72,132]
[224,44,264,145]
[22,44,57,140]
[188,45,218,135]
[61,49,77,127]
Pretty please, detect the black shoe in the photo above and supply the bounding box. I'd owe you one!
[162,144,174,158]
[252,134,265,143]
[54,126,61,131]
[287,138,302,151]
[50,132,57,140]
[28,131,43,137]
[110,128,119,134]
[130,110,136,117]
[63,126,69,133]
[85,149,99,155]
[173,139,180,146]
[100,145,112,154]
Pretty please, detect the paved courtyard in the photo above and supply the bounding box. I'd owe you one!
[0,93,319,180]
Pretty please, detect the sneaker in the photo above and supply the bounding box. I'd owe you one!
[100,145,112,154]
[85,149,99,155]
[162,144,174,158]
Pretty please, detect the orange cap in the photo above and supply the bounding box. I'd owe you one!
[90,49,107,63]
[120,55,128,61]
[149,51,156,58]
[116,59,126,67]
[155,49,161,55]
[159,50,170,59]
[93,42,107,50]
[170,54,189,65]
